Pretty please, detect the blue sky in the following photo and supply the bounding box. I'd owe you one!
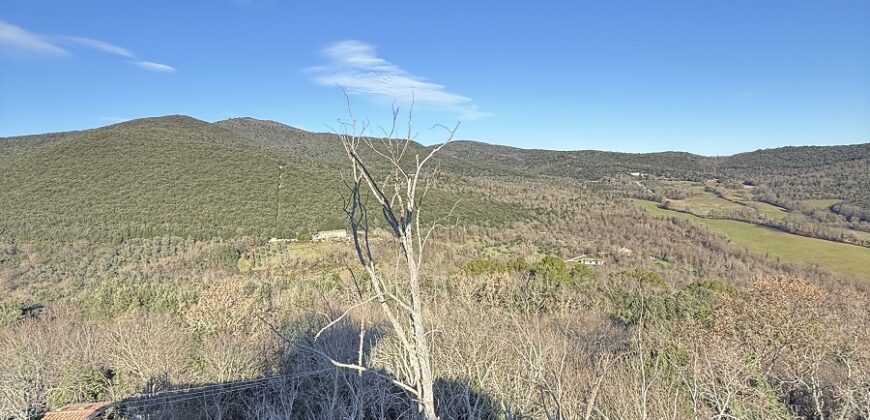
[1,0,867,155]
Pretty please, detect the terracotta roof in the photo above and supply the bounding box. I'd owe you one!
[42,402,111,420]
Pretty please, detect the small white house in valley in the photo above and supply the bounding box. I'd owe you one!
[580,257,605,266]
[312,230,349,241]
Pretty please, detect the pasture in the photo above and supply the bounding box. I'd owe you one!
[633,199,870,281]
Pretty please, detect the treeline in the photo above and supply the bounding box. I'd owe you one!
[832,202,870,223]
[755,189,870,233]
[658,198,870,248]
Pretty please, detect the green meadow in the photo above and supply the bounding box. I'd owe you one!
[633,199,870,281]
[752,201,790,221]
[801,198,841,210]
[669,192,745,214]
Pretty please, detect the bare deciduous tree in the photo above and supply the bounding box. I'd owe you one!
[316,94,459,419]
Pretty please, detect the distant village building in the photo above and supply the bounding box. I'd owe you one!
[267,238,296,244]
[567,255,606,266]
[580,257,605,266]
[312,229,349,241]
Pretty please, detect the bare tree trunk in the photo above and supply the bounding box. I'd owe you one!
[317,94,458,419]
[404,236,438,418]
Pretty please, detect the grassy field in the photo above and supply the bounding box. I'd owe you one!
[660,187,791,222]
[633,199,870,281]
[642,179,707,195]
[710,183,754,203]
[647,180,793,222]
[666,191,745,215]
[801,198,841,210]
[752,201,790,221]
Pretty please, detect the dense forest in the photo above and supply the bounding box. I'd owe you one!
[0,116,868,419]
[1,116,867,244]
[0,117,528,243]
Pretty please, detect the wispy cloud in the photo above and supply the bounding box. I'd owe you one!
[134,61,176,73]
[62,36,134,58]
[0,19,174,72]
[310,40,491,120]
[0,19,69,56]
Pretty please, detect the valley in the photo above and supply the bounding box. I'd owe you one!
[3,3,868,418]
[1,116,868,419]
[633,198,870,280]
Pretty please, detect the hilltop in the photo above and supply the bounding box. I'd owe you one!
[0,115,867,243]
[0,116,525,242]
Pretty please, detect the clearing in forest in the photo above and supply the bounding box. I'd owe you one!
[633,199,870,281]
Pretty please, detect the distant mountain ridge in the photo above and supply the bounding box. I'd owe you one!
[1,115,867,242]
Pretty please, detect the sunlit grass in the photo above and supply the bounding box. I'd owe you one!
[666,191,745,215]
[801,199,841,210]
[633,199,870,281]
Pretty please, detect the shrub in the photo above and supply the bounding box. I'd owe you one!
[607,272,724,326]
[532,255,568,283]
[0,298,22,327]
[461,259,506,276]
[568,264,594,283]
[506,257,530,272]
[614,268,667,288]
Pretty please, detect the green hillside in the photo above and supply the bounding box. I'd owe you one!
[722,144,870,209]
[441,141,716,180]
[0,116,528,243]
[441,141,870,207]
[1,115,867,243]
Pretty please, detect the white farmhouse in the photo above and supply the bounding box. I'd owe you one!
[312,230,349,241]
[580,257,605,266]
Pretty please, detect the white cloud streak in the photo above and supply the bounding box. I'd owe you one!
[310,40,491,120]
[62,36,135,58]
[0,19,69,56]
[0,19,174,72]
[134,61,176,73]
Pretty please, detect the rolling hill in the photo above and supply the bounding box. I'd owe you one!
[0,115,867,243]
[0,116,535,242]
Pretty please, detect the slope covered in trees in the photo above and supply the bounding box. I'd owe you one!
[0,115,866,244]
[723,144,870,210]
[0,116,528,243]
[440,141,870,206]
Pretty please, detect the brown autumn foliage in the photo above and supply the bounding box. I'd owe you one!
[0,174,867,419]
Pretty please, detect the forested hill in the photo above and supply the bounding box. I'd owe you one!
[439,141,870,210]
[440,141,716,180]
[0,115,866,242]
[721,144,870,209]
[0,116,529,242]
